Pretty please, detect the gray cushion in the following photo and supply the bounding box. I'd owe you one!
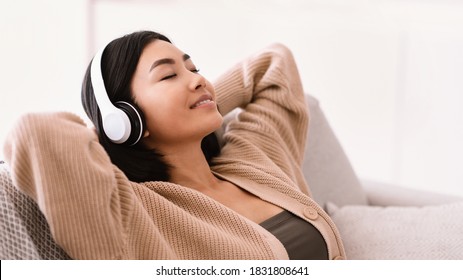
[302,95,368,208]
[0,162,70,259]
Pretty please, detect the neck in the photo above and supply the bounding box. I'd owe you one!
[162,141,219,191]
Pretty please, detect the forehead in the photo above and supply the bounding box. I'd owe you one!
[138,40,184,66]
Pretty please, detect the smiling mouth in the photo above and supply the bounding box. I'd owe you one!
[190,99,213,109]
[190,95,214,109]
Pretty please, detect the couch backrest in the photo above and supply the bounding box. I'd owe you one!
[302,95,368,208]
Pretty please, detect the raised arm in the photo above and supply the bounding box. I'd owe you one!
[3,112,134,259]
[213,43,309,190]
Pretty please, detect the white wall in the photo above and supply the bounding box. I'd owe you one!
[0,0,88,144]
[1,0,462,197]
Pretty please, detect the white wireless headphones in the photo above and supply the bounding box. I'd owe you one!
[90,44,144,146]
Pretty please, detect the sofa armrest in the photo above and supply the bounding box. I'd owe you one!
[362,179,463,207]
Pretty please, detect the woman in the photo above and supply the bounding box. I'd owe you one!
[4,31,345,260]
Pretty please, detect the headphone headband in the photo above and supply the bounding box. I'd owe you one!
[90,46,116,118]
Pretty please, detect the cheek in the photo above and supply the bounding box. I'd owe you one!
[142,95,188,139]
[143,98,177,130]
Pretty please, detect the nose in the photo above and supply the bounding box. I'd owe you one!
[189,72,206,91]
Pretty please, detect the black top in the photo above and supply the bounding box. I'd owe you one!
[260,210,328,260]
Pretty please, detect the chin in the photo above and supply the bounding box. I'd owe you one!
[206,113,224,133]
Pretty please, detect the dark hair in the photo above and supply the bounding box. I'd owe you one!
[81,30,220,183]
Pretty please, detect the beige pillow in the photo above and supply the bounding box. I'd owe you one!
[327,202,463,260]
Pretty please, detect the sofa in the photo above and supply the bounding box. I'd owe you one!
[1,94,462,260]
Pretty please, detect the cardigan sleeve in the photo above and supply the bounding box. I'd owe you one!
[3,112,134,259]
[213,43,309,189]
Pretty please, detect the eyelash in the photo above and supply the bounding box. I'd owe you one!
[160,74,176,81]
[160,69,200,81]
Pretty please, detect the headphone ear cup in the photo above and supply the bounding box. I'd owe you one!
[115,101,145,146]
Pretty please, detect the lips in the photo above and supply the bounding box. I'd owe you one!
[190,94,214,109]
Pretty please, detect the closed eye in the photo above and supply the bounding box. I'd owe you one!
[160,68,199,81]
[160,74,177,81]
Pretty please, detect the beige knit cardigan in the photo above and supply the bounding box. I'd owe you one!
[4,43,346,260]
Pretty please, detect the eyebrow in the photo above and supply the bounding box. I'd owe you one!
[149,54,191,72]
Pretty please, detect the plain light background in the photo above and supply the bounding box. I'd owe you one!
[1,0,462,196]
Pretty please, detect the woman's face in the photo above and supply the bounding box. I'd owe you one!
[131,40,223,150]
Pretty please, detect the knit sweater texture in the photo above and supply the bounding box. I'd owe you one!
[4,43,346,260]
